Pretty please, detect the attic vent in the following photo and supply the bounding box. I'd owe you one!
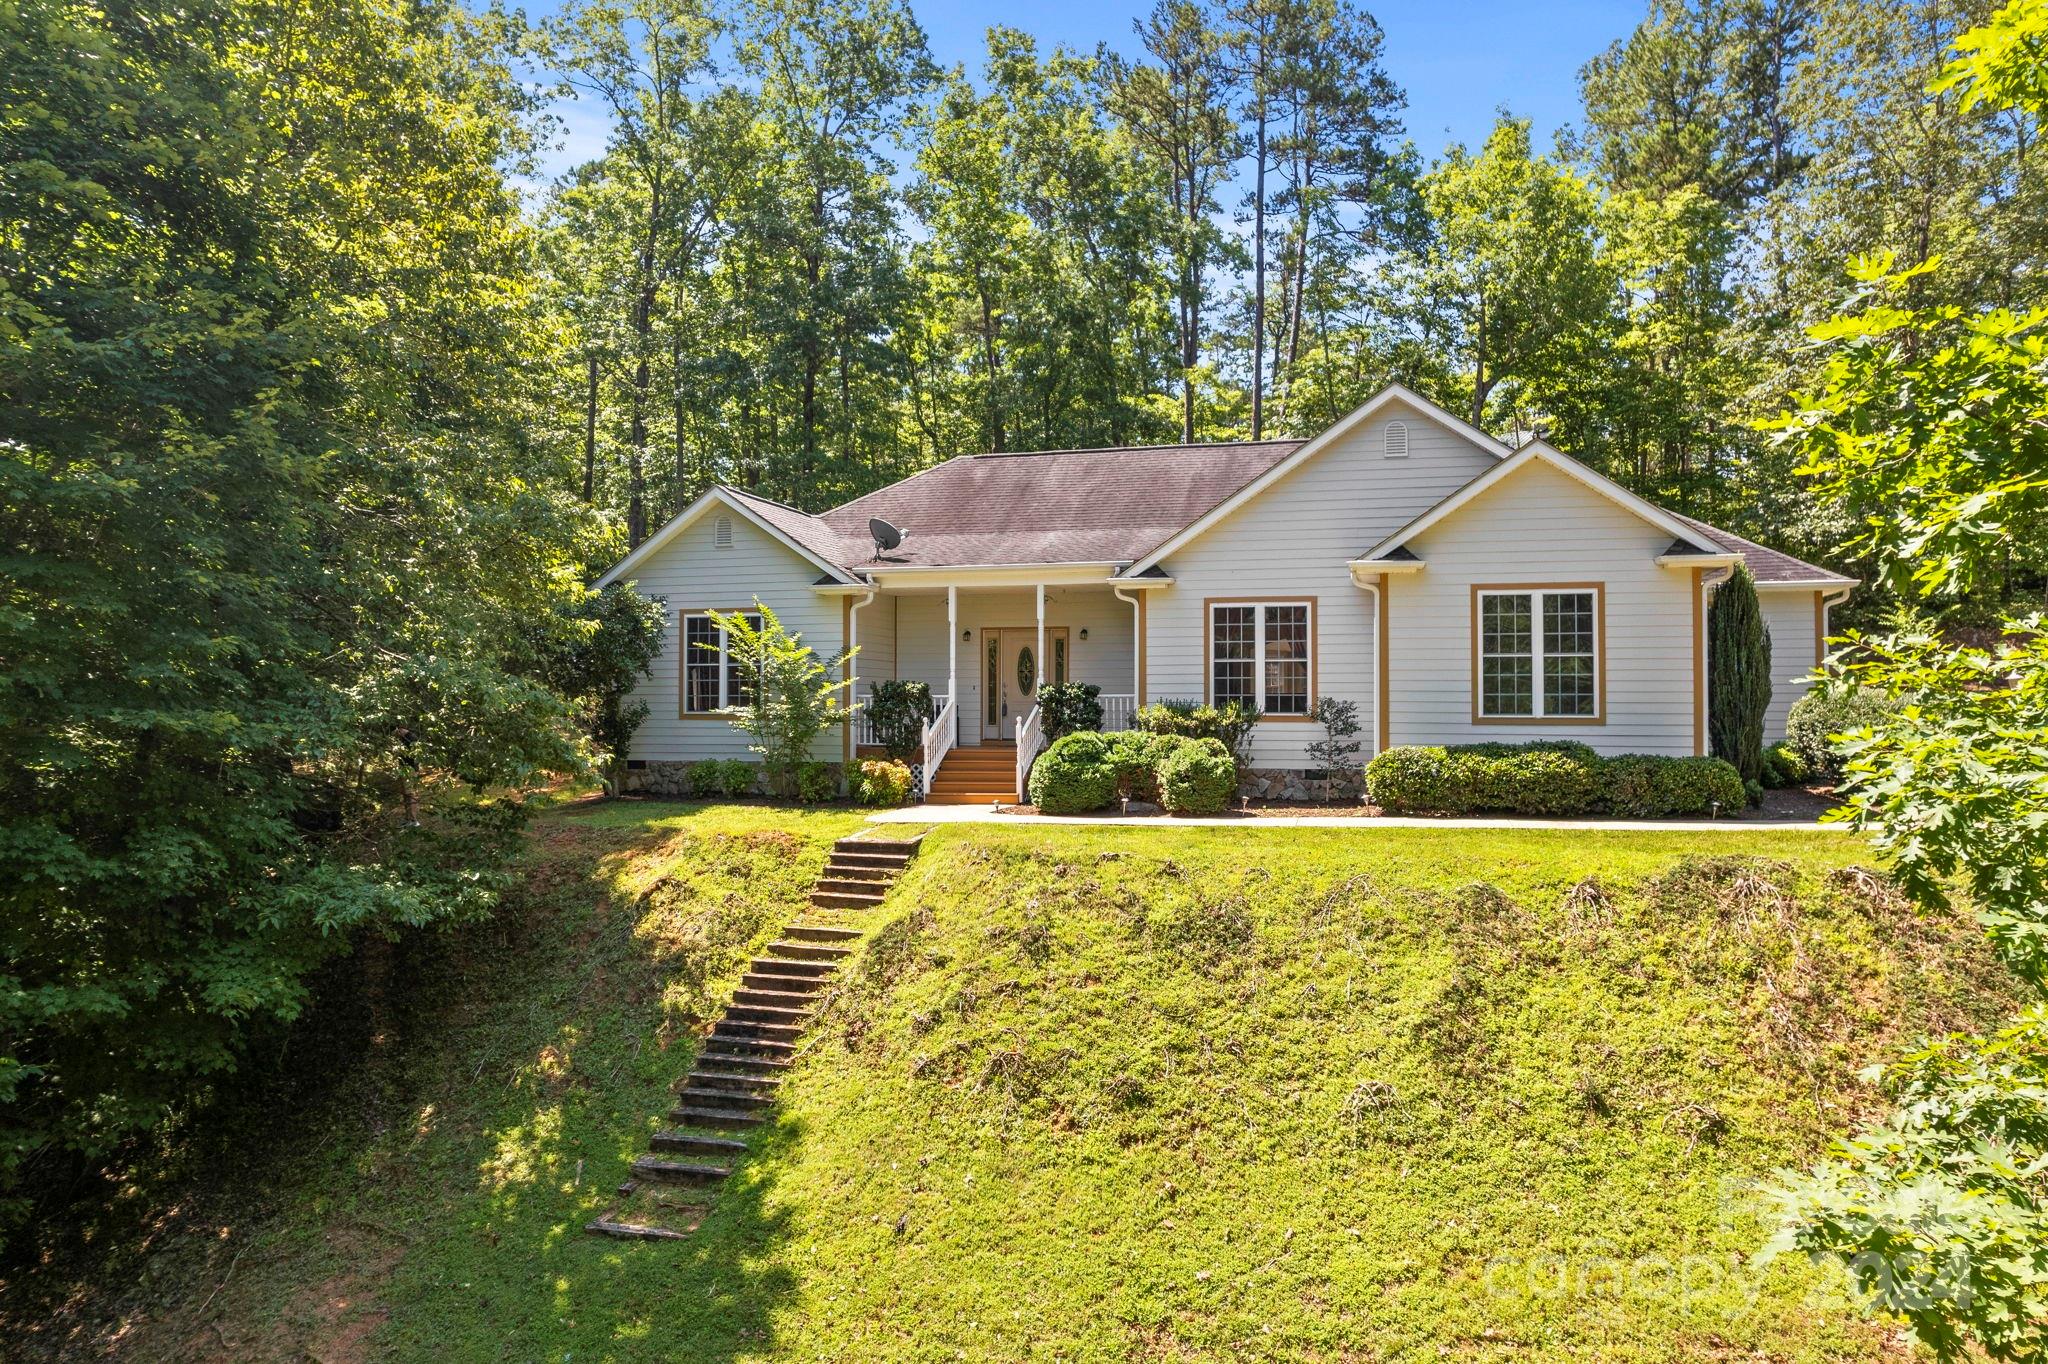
[1383,420,1409,458]
[713,515,734,548]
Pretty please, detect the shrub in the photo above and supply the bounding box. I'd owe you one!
[1135,698,1260,761]
[688,758,754,798]
[1305,697,1364,800]
[710,604,853,795]
[1027,732,1118,813]
[795,760,839,804]
[1365,741,1603,815]
[1037,681,1104,739]
[1785,684,1897,779]
[1707,564,1772,791]
[1604,755,1746,818]
[1102,730,1187,803]
[1158,737,1238,815]
[865,679,934,761]
[853,759,913,807]
[1761,741,1809,789]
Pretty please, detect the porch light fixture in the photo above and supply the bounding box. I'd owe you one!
[961,628,972,641]
[1078,628,1088,640]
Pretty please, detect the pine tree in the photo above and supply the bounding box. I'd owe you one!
[1707,564,1772,789]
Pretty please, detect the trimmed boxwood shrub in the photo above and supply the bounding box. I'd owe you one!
[1134,698,1259,761]
[1785,685,1896,779]
[795,760,839,803]
[1365,742,1745,818]
[1605,755,1745,818]
[1104,730,1187,803]
[1157,737,1237,815]
[1761,741,1808,789]
[1038,681,1104,739]
[687,758,754,798]
[854,759,913,806]
[1028,732,1119,813]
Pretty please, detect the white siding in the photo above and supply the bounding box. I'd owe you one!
[1388,459,1697,755]
[1757,588,1823,742]
[1147,401,1500,767]
[891,587,1136,744]
[621,511,845,763]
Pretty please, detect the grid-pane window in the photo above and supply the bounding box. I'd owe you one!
[1477,589,1600,719]
[1211,605,1256,705]
[1263,605,1310,714]
[1210,601,1313,713]
[683,612,763,712]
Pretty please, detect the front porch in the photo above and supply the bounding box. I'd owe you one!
[847,581,1146,802]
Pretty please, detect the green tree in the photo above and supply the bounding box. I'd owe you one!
[707,604,856,794]
[0,0,598,1237]
[1706,564,1772,788]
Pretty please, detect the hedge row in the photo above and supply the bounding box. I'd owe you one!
[1028,730,1238,816]
[1364,741,1745,817]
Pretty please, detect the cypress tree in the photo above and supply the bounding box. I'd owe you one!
[1708,564,1772,790]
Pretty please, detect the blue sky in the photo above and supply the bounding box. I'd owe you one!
[528,0,1646,181]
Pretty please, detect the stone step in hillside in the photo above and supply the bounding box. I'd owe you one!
[586,832,921,1241]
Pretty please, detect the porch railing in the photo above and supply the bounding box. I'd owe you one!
[1099,693,1137,732]
[1015,704,1044,803]
[920,696,957,797]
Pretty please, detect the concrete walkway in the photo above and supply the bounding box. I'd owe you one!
[865,805,1852,834]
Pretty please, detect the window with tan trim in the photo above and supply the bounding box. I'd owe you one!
[681,610,762,713]
[1210,600,1312,715]
[1475,587,1601,720]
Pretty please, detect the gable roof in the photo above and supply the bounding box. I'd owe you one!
[1672,514,1857,586]
[593,485,862,589]
[1119,384,1511,576]
[814,439,1304,569]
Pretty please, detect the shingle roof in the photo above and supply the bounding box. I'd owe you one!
[794,440,1306,569]
[1673,514,1855,585]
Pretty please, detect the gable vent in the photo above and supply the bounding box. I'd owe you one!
[1383,420,1409,458]
[713,515,734,548]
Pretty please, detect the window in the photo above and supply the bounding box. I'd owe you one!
[1210,601,1312,715]
[1475,587,1600,719]
[1383,420,1409,458]
[682,611,763,713]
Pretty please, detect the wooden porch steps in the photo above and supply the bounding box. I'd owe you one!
[925,742,1021,805]
[585,833,921,1241]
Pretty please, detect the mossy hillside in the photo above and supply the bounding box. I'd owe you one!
[770,825,2014,1361]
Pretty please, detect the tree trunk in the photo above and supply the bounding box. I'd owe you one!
[1250,93,1267,440]
[581,352,598,503]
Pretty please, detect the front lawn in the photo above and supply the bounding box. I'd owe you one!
[7,805,2014,1361]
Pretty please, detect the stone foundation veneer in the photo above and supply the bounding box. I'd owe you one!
[1238,767,1367,803]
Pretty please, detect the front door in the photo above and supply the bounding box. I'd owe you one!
[981,628,1066,741]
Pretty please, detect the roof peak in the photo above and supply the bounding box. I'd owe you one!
[967,438,1304,461]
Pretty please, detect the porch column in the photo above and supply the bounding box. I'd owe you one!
[946,585,958,711]
[1034,584,1046,691]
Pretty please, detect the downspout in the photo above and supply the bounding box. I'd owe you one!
[1113,585,1144,713]
[1353,577,1381,760]
[846,585,875,781]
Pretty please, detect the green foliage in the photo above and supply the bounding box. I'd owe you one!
[864,680,935,762]
[0,0,596,1235]
[1366,743,1740,818]
[1156,736,1238,815]
[1765,1006,2048,1363]
[1026,732,1119,814]
[1707,565,1772,792]
[534,585,667,794]
[1134,698,1260,761]
[853,759,914,807]
[1304,696,1364,800]
[1785,685,1898,780]
[687,759,757,799]
[706,604,853,796]
[1604,755,1747,819]
[1036,681,1104,739]
[795,761,840,805]
[1104,730,1188,804]
[1762,741,1810,789]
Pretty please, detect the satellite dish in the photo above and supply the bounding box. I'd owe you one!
[869,517,904,556]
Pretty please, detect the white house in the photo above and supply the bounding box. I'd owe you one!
[597,384,1854,803]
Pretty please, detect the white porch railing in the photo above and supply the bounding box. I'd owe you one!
[1099,693,1137,731]
[1015,704,1045,802]
[920,696,957,796]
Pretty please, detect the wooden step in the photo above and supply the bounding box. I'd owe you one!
[750,955,834,978]
[835,836,923,853]
[731,988,817,1010]
[926,791,1016,805]
[669,1104,764,1129]
[650,1130,751,1157]
[739,971,825,995]
[764,940,853,962]
[783,923,864,942]
[822,861,896,881]
[586,1218,691,1241]
[811,890,886,909]
[695,1049,791,1075]
[676,1084,774,1110]
[688,1069,779,1095]
[723,1001,811,1026]
[711,1018,804,1045]
[827,851,911,869]
[631,1157,731,1185]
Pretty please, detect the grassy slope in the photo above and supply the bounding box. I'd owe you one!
[12,807,2019,1362]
